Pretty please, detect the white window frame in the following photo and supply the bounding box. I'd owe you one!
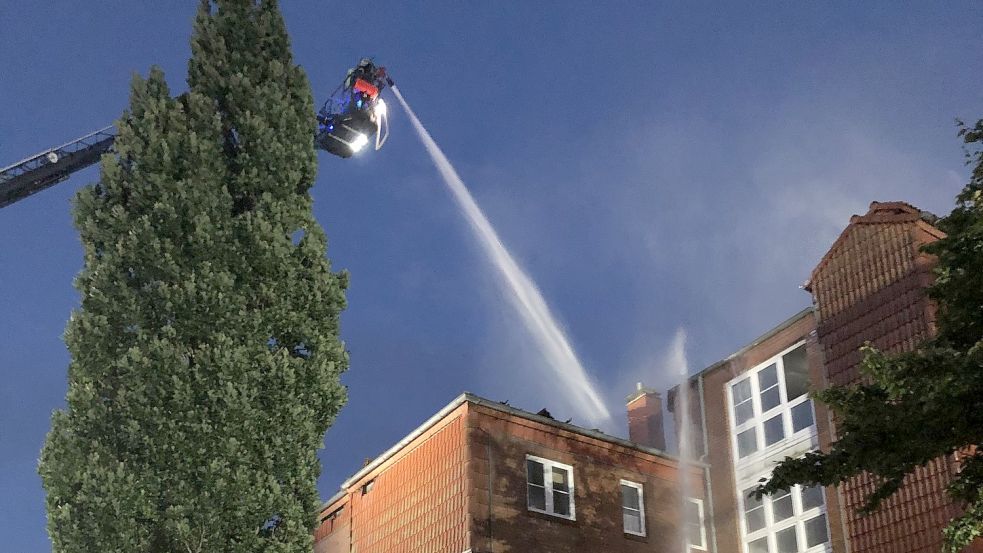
[525,454,576,520]
[737,477,831,553]
[686,497,708,551]
[620,479,646,536]
[726,341,816,465]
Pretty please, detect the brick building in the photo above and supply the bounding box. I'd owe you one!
[669,308,844,553]
[669,202,983,553]
[314,393,707,553]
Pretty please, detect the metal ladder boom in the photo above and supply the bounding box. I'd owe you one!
[0,126,116,209]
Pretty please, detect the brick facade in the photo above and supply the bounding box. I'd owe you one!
[672,201,981,553]
[314,403,470,553]
[315,394,705,553]
[807,201,964,553]
[316,199,981,553]
[670,309,847,553]
[808,202,944,387]
[627,386,668,451]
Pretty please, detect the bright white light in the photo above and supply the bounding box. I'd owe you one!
[350,133,369,153]
[374,98,388,117]
[46,151,59,163]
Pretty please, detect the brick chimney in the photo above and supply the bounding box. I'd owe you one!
[626,383,666,450]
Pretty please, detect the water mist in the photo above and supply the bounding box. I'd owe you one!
[391,86,611,426]
[670,328,695,553]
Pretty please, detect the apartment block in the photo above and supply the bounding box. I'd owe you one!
[670,201,982,553]
[315,393,706,553]
[806,201,967,553]
[669,308,843,553]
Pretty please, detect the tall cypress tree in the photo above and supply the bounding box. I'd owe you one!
[39,2,348,551]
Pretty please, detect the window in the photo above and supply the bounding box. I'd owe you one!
[804,514,829,547]
[758,364,781,411]
[737,428,758,458]
[782,346,809,400]
[739,483,830,553]
[791,401,815,433]
[764,414,785,446]
[742,487,766,532]
[771,489,794,522]
[620,480,645,536]
[685,498,707,550]
[775,526,798,553]
[801,485,824,511]
[728,343,816,460]
[526,455,575,519]
[733,378,754,424]
[749,536,769,553]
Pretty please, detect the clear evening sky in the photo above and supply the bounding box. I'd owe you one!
[1,2,980,549]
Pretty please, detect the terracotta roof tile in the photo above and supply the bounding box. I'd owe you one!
[806,202,944,293]
[808,200,964,553]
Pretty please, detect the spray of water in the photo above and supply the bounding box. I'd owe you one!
[669,328,695,553]
[391,86,611,425]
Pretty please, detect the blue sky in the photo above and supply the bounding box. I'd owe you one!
[1,1,980,549]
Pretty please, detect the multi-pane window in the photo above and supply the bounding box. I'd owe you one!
[733,378,754,424]
[744,487,766,533]
[804,514,830,548]
[740,484,830,553]
[526,455,575,519]
[729,343,815,460]
[620,480,646,536]
[686,498,707,551]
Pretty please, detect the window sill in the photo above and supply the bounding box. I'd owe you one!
[526,508,577,524]
[624,532,648,543]
[735,428,819,467]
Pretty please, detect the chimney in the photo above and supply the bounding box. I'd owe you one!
[626,382,666,450]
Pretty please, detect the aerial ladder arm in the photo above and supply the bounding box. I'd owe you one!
[0,126,116,209]
[1,58,393,210]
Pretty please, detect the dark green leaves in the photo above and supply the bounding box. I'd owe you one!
[41,2,347,552]
[758,121,983,553]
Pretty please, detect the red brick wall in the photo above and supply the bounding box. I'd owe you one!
[627,390,667,451]
[811,220,938,387]
[809,203,964,553]
[695,360,741,553]
[316,399,700,553]
[466,403,702,553]
[313,501,350,553]
[314,405,470,553]
[807,320,850,553]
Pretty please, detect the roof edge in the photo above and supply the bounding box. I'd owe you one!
[668,306,814,411]
[626,384,661,405]
[335,392,470,497]
[466,394,701,467]
[809,201,940,284]
[321,391,707,511]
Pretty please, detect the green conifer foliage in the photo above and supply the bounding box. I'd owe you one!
[39,2,348,551]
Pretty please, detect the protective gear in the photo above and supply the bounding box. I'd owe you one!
[315,58,392,158]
